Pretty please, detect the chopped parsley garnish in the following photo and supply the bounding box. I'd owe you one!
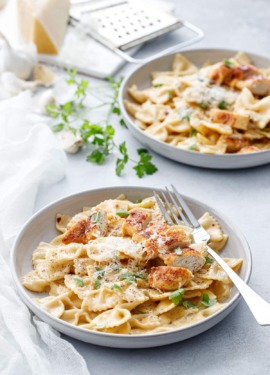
[134,272,147,280]
[136,199,142,203]
[198,102,208,109]
[154,83,163,87]
[179,110,191,122]
[189,129,197,137]
[189,142,197,151]
[91,211,103,223]
[167,89,172,99]
[95,267,105,279]
[218,100,228,110]
[94,279,101,289]
[113,266,121,272]
[110,284,122,290]
[118,272,136,284]
[73,277,85,287]
[201,293,216,308]
[118,272,147,284]
[116,211,130,218]
[169,288,185,305]
[183,301,197,309]
[174,247,182,255]
[224,59,234,68]
[205,256,213,264]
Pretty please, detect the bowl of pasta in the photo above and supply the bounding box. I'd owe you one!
[119,49,270,169]
[11,186,251,348]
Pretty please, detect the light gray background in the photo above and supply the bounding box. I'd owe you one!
[35,1,270,374]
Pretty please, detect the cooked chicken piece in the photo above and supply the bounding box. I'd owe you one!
[209,62,232,85]
[236,76,270,96]
[161,248,206,273]
[210,108,249,130]
[122,208,152,236]
[62,210,108,245]
[133,223,191,247]
[217,134,250,153]
[209,62,270,96]
[149,266,193,291]
[237,145,260,154]
[132,223,192,262]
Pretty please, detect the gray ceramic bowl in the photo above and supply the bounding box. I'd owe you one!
[11,187,252,348]
[119,49,270,169]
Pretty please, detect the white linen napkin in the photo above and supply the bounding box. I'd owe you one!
[0,92,90,375]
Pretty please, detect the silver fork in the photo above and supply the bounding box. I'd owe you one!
[153,185,270,326]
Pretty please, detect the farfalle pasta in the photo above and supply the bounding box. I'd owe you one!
[22,197,243,335]
[124,53,270,154]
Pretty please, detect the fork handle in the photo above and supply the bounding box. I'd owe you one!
[207,246,270,326]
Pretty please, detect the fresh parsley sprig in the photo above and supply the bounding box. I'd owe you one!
[201,293,216,308]
[73,277,85,287]
[46,70,157,178]
[169,288,185,305]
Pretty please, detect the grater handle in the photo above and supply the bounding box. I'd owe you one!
[113,20,204,64]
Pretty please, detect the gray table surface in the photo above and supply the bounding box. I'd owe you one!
[35,0,270,374]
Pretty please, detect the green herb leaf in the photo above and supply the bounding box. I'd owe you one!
[224,59,234,68]
[115,141,129,176]
[189,142,197,151]
[73,277,85,287]
[136,199,142,203]
[66,69,78,85]
[205,256,213,264]
[169,288,185,305]
[201,293,216,307]
[94,267,105,280]
[154,83,163,87]
[120,119,127,128]
[119,274,136,284]
[113,267,121,272]
[190,129,197,137]
[218,100,228,110]
[116,211,130,218]
[133,149,158,178]
[198,102,208,109]
[46,103,60,118]
[91,211,103,223]
[112,107,121,115]
[52,123,65,133]
[183,301,197,309]
[110,284,122,290]
[87,150,105,165]
[179,110,191,122]
[134,272,147,280]
[167,89,172,99]
[94,279,101,289]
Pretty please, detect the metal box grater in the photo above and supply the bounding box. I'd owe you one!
[70,0,204,63]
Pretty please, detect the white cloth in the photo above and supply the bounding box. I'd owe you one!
[0,92,90,375]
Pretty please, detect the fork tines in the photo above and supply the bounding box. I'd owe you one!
[153,185,199,228]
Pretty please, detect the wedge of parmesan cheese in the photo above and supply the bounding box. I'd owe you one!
[17,0,70,54]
